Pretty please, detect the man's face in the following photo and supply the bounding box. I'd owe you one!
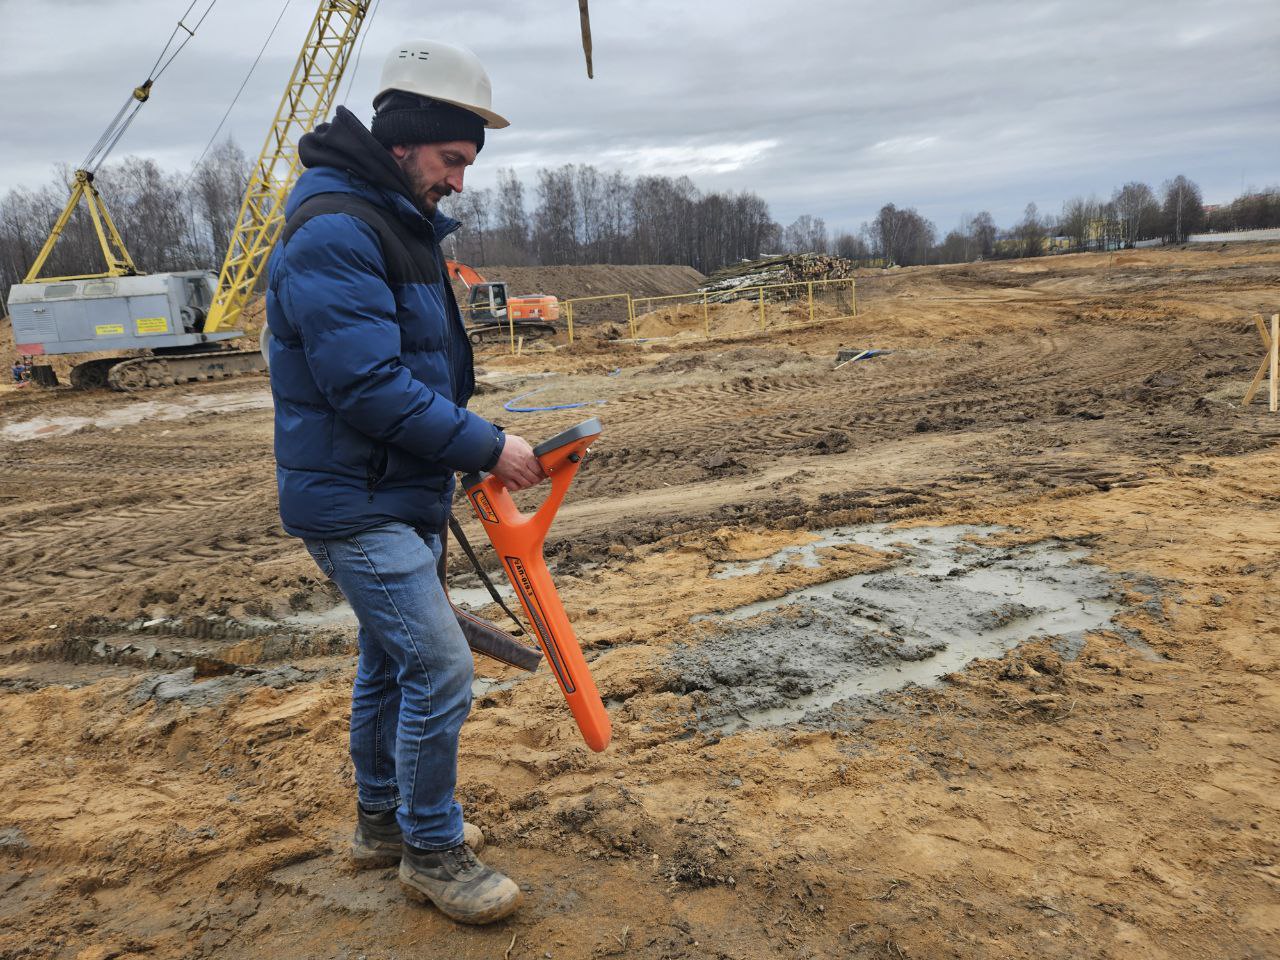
[391,140,478,216]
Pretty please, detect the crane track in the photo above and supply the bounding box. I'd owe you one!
[68,349,268,391]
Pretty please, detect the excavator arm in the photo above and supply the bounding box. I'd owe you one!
[445,259,487,290]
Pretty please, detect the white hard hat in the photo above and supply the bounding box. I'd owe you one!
[374,40,509,129]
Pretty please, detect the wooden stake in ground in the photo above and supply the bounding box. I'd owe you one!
[1272,313,1278,413]
[1242,313,1280,409]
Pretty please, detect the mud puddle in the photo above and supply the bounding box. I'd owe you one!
[257,586,527,698]
[276,583,517,632]
[0,388,272,441]
[673,525,1121,731]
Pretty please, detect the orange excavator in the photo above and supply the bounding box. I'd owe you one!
[446,260,560,344]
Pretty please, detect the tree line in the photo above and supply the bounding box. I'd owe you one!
[3,137,1279,306]
[440,164,781,273]
[854,175,1265,269]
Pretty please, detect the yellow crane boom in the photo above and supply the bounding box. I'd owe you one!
[203,1,371,333]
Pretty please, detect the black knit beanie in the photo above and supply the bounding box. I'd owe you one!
[371,91,485,152]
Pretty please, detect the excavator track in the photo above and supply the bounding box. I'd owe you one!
[72,350,268,392]
[466,322,559,345]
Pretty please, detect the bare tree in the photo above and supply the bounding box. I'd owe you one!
[573,165,602,261]
[599,170,631,263]
[784,214,828,254]
[1059,196,1105,251]
[193,138,251,267]
[1160,175,1205,243]
[1013,202,1046,258]
[491,168,532,265]
[872,203,935,266]
[833,231,870,259]
[532,165,579,265]
[968,211,997,259]
[937,229,969,264]
[1112,182,1159,247]
[444,187,493,265]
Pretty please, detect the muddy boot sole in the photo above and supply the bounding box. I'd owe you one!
[400,871,523,925]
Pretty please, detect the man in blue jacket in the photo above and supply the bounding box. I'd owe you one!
[266,40,539,925]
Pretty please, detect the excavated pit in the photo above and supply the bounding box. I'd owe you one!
[671,525,1126,732]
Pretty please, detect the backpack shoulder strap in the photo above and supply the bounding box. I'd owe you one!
[280,191,437,286]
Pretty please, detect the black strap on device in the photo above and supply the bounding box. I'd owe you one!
[448,515,526,635]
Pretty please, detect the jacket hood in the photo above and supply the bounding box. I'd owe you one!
[293,106,460,238]
[299,106,417,203]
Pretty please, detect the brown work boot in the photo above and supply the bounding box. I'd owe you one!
[352,804,484,868]
[399,842,522,925]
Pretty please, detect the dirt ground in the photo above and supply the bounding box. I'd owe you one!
[0,244,1277,959]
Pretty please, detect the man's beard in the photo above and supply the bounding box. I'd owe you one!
[397,152,451,216]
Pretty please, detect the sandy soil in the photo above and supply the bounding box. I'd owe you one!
[1,244,1278,959]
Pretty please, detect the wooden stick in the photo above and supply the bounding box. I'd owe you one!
[1271,314,1278,413]
[834,350,871,370]
[1244,313,1272,406]
[1245,355,1269,406]
[578,0,593,78]
[1257,313,1274,348]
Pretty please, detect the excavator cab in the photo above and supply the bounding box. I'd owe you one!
[467,282,509,323]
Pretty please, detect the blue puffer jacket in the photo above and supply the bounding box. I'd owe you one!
[266,107,504,540]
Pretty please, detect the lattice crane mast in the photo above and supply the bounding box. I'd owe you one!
[203,1,370,333]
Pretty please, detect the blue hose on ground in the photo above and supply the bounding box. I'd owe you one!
[503,385,606,413]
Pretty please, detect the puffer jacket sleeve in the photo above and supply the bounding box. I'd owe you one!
[279,213,500,472]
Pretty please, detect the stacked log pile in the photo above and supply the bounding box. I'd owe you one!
[697,254,861,302]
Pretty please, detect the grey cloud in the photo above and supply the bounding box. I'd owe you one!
[1,0,1276,235]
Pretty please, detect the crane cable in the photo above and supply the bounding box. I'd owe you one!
[80,0,221,174]
[341,0,382,103]
[184,0,295,187]
[188,0,380,189]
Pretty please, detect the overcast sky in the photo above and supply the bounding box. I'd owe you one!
[0,0,1276,235]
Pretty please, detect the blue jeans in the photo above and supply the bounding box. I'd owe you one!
[304,522,473,850]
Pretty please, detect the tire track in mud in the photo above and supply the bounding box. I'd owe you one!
[0,401,277,591]
[0,491,253,547]
[564,326,1195,498]
[0,462,283,614]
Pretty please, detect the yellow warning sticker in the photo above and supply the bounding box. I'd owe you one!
[135,316,169,334]
[94,323,125,336]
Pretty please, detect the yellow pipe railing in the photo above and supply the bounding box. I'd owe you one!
[556,293,635,346]
[469,277,858,354]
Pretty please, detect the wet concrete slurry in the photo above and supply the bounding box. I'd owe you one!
[670,525,1124,732]
[217,523,1134,724]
